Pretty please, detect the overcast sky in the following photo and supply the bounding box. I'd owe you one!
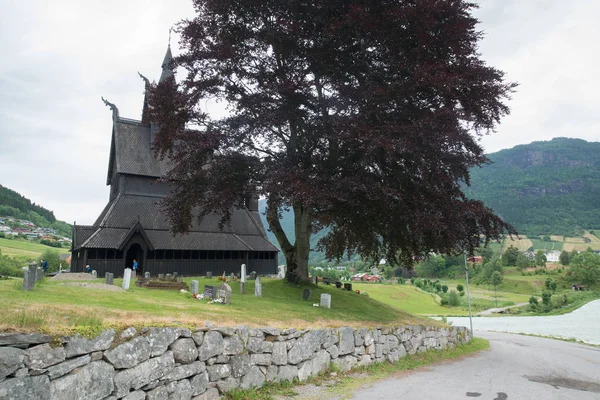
[0,0,598,225]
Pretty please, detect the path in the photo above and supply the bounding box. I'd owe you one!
[476,302,529,316]
[349,331,600,399]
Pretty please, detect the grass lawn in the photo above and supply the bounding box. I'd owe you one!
[0,237,70,259]
[352,283,466,316]
[0,277,435,335]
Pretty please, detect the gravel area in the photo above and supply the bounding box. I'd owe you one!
[51,273,96,281]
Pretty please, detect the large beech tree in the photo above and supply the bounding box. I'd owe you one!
[149,0,517,282]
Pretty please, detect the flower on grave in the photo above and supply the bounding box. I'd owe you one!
[356,290,360,294]
[180,289,188,293]
[313,303,319,307]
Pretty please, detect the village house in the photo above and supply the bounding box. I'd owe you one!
[545,250,561,263]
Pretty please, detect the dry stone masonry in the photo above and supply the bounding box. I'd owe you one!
[0,324,470,399]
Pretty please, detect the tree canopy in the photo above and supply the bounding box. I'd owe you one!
[149,0,516,281]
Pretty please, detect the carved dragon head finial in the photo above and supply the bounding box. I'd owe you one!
[138,72,150,88]
[101,96,119,120]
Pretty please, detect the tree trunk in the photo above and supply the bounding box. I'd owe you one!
[292,202,312,282]
[266,196,312,282]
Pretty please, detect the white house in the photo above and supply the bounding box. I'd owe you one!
[545,250,561,263]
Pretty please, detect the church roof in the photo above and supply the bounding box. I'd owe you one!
[76,193,278,252]
[106,118,171,184]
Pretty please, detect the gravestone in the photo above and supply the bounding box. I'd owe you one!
[36,267,43,282]
[105,272,114,285]
[218,283,232,304]
[255,276,262,297]
[240,264,246,294]
[203,285,217,300]
[122,268,132,290]
[166,273,173,279]
[320,293,331,309]
[131,270,136,280]
[92,270,98,279]
[250,271,257,280]
[344,283,353,291]
[22,266,33,291]
[177,277,183,283]
[158,274,165,279]
[277,265,286,279]
[173,272,178,278]
[191,280,199,295]
[144,271,151,279]
[312,276,318,285]
[230,272,235,281]
[335,281,342,289]
[207,271,212,279]
[302,288,312,301]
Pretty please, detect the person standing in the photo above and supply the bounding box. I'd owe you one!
[41,259,49,274]
[133,259,138,271]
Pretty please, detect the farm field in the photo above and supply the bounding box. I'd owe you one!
[0,277,432,335]
[502,236,532,252]
[528,238,562,251]
[0,237,70,259]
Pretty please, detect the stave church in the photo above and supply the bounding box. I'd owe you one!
[71,46,278,277]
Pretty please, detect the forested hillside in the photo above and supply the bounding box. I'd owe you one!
[465,138,600,235]
[0,185,72,237]
[261,138,600,262]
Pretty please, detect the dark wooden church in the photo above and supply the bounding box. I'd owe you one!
[71,46,278,277]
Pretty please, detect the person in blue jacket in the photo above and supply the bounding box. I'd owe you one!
[133,259,138,271]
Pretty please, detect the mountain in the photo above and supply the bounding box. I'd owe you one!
[260,138,600,261]
[0,184,72,237]
[465,138,600,236]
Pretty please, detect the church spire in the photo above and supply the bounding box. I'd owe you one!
[159,44,174,82]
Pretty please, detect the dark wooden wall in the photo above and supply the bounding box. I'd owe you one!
[71,253,277,278]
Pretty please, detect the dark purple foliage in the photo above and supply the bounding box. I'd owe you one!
[149,0,517,281]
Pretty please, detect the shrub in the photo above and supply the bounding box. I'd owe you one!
[456,284,464,292]
[448,290,461,306]
[440,298,449,306]
[434,283,442,292]
[459,291,465,297]
[442,285,449,293]
[541,291,552,306]
[529,296,538,306]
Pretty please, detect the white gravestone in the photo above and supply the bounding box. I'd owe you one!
[277,265,286,279]
[191,280,199,295]
[122,268,132,290]
[240,264,247,294]
[320,293,331,309]
[92,270,97,279]
[255,276,262,297]
[241,264,247,283]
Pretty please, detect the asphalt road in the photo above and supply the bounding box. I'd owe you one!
[350,331,600,400]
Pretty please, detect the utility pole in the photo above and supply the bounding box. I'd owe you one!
[464,254,474,337]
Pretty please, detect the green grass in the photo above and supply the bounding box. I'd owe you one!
[351,282,527,316]
[352,283,466,316]
[0,237,70,259]
[224,338,489,399]
[0,277,434,335]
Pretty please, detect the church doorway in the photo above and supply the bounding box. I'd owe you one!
[126,243,144,274]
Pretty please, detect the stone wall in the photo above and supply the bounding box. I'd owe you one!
[0,324,471,400]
